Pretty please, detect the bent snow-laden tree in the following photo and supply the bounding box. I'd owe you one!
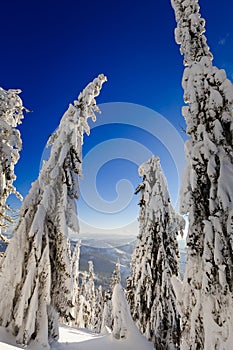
[0,88,25,238]
[171,0,233,349]
[127,156,183,350]
[0,74,107,348]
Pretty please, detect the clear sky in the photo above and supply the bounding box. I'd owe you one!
[2,0,233,237]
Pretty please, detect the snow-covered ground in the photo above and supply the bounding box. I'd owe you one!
[0,324,154,350]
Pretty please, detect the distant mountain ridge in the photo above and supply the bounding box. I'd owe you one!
[72,234,186,289]
[71,234,136,289]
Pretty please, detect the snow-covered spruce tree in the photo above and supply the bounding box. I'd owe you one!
[85,261,105,333]
[75,261,104,332]
[112,283,132,340]
[0,88,24,236]
[69,240,81,326]
[127,156,183,350]
[0,74,107,348]
[72,240,81,295]
[110,259,121,290]
[94,285,104,333]
[170,1,233,348]
[112,283,153,349]
[77,271,88,328]
[101,290,113,333]
[99,260,121,334]
[85,260,97,331]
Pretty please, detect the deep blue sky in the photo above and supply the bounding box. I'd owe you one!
[2,0,233,235]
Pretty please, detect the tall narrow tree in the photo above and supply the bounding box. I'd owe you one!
[101,290,113,333]
[94,285,104,333]
[127,156,183,350]
[170,1,233,348]
[85,260,97,331]
[110,259,121,290]
[70,240,81,326]
[112,283,132,340]
[0,74,107,348]
[0,88,24,236]
[77,272,88,329]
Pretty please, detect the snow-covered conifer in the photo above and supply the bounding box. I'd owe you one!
[112,283,149,342]
[127,156,183,350]
[171,1,233,349]
[72,240,81,293]
[77,272,89,328]
[0,88,24,234]
[99,259,122,334]
[110,259,121,290]
[75,261,105,333]
[85,261,97,331]
[112,284,155,349]
[0,74,107,348]
[70,240,81,325]
[112,284,131,340]
[101,290,113,333]
[94,285,104,333]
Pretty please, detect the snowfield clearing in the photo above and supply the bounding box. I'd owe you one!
[0,325,154,350]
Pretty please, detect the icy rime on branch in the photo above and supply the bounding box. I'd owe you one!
[127,156,183,350]
[0,88,24,232]
[171,0,233,349]
[0,74,107,348]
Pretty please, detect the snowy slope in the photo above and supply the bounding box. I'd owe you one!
[0,324,154,350]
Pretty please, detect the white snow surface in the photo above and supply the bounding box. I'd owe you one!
[0,324,154,350]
